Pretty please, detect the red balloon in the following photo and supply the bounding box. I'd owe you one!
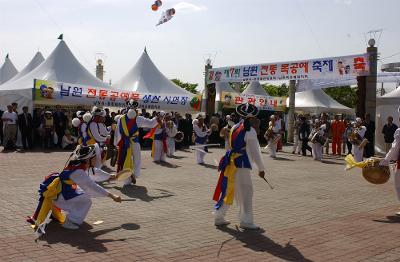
[151,4,158,11]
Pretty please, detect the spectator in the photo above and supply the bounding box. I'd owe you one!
[2,105,18,150]
[364,113,375,157]
[184,114,193,146]
[62,129,77,150]
[53,105,65,148]
[321,113,331,155]
[104,108,113,127]
[343,120,353,155]
[18,106,33,150]
[32,109,43,148]
[43,111,54,149]
[292,114,302,154]
[299,116,312,156]
[331,114,345,155]
[382,116,398,153]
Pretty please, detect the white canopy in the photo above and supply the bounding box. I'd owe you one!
[287,89,354,114]
[0,55,18,85]
[242,81,269,96]
[7,51,44,83]
[215,82,237,101]
[0,40,109,111]
[115,50,191,95]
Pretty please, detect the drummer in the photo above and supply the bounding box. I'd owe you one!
[380,106,400,216]
[265,115,280,158]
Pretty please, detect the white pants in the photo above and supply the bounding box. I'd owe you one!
[268,139,277,157]
[196,142,206,164]
[214,168,254,225]
[90,143,112,182]
[353,145,364,162]
[153,140,166,162]
[54,194,92,225]
[395,170,400,201]
[167,137,175,156]
[123,142,142,185]
[312,142,323,161]
[293,135,301,153]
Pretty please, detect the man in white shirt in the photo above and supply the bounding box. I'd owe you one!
[2,105,18,150]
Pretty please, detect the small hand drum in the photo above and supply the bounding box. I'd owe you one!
[116,169,133,181]
[362,158,391,184]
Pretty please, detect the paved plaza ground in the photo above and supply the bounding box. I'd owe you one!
[1,145,400,261]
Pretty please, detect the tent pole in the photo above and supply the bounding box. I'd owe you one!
[287,80,296,143]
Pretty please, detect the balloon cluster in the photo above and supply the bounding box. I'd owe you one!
[151,0,162,11]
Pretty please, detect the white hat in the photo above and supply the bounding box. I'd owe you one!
[356,117,362,123]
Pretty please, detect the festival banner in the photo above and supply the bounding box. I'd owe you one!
[221,91,286,111]
[33,79,202,111]
[207,53,369,83]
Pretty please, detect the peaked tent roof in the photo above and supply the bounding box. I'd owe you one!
[215,82,237,101]
[377,87,400,105]
[287,89,353,114]
[242,81,269,96]
[0,55,18,85]
[6,52,45,83]
[115,50,191,95]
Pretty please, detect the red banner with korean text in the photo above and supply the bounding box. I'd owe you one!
[221,91,286,111]
[207,53,369,84]
[33,79,202,111]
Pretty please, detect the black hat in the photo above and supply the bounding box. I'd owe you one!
[126,99,139,109]
[72,145,96,161]
[236,103,259,118]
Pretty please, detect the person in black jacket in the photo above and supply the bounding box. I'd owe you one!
[299,116,312,156]
[382,116,398,153]
[18,106,33,150]
[364,113,375,158]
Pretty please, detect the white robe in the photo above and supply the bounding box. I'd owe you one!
[54,169,109,225]
[311,126,325,161]
[383,128,400,200]
[268,123,280,158]
[353,126,366,162]
[114,116,158,185]
[153,126,167,162]
[214,126,265,225]
[166,124,177,156]
[193,124,208,164]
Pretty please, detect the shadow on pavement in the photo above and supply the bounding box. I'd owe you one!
[114,185,175,202]
[217,226,313,262]
[273,157,295,161]
[199,163,218,169]
[167,155,187,159]
[373,215,400,224]
[39,222,137,253]
[321,160,343,165]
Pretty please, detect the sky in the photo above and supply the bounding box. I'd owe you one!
[0,0,400,91]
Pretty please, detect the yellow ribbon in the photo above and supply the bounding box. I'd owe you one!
[345,154,370,170]
[223,152,241,205]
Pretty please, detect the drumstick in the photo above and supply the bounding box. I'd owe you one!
[263,177,274,189]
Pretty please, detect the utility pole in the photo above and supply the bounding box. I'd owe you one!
[202,59,212,113]
[287,80,296,143]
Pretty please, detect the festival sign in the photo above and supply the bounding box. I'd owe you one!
[33,79,202,111]
[207,53,369,83]
[221,91,286,111]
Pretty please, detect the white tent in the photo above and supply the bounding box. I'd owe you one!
[376,88,400,154]
[242,81,269,96]
[7,51,44,83]
[115,50,191,96]
[0,55,18,85]
[287,89,354,114]
[0,40,109,112]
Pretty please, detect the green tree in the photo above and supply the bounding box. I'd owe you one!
[171,79,198,94]
[262,83,289,97]
[323,86,357,109]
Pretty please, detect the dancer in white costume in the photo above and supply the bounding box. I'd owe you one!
[380,106,400,216]
[220,116,234,150]
[193,114,210,164]
[152,111,167,162]
[310,119,325,161]
[213,103,266,230]
[28,145,121,234]
[85,107,114,182]
[165,114,178,157]
[114,100,160,185]
[351,118,367,162]
[265,115,280,158]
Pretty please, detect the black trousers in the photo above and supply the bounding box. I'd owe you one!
[364,139,374,157]
[301,139,312,156]
[21,129,33,149]
[346,140,352,154]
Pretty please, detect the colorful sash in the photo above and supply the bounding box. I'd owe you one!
[28,164,85,232]
[117,115,139,173]
[145,124,167,160]
[213,123,251,210]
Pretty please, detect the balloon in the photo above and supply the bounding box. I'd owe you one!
[151,4,158,11]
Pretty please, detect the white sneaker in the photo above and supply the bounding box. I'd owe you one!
[215,219,230,226]
[239,222,260,230]
[62,219,79,230]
